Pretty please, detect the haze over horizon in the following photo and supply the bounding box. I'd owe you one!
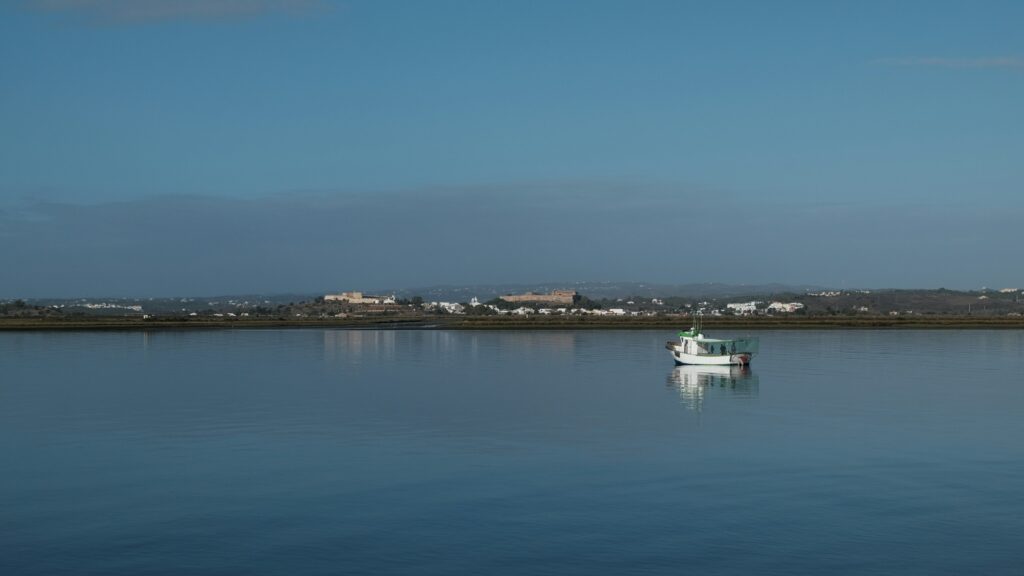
[2,1,1022,297]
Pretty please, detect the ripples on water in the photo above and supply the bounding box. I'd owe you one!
[2,329,1024,575]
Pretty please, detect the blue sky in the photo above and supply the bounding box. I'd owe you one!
[1,0,1022,296]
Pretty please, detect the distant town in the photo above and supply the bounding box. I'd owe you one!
[3,285,1024,323]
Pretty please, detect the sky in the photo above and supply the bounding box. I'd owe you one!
[1,0,1022,297]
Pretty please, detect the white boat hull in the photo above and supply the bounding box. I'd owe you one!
[667,346,752,366]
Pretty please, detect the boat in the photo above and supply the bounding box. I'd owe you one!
[665,316,759,366]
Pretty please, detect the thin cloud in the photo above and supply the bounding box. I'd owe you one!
[875,56,1024,69]
[26,0,330,24]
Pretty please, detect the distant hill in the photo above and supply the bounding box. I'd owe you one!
[15,285,1022,318]
[384,282,829,302]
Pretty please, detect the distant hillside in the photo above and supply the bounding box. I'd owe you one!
[13,286,1022,318]
[386,282,828,302]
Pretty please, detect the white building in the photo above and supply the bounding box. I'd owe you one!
[324,291,395,305]
[427,301,465,314]
[767,302,805,313]
[726,301,761,315]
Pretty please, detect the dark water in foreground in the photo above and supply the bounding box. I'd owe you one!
[2,329,1024,575]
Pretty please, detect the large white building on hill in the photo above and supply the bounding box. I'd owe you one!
[324,291,395,305]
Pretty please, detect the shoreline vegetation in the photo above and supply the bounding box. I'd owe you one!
[4,315,1024,331]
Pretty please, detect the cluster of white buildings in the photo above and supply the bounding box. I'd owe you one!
[463,299,651,317]
[724,301,805,315]
[726,301,761,314]
[326,290,806,317]
[767,301,805,313]
[424,301,466,314]
[73,302,144,312]
[496,306,648,317]
[448,297,647,315]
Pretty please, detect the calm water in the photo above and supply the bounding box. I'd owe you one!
[3,329,1024,575]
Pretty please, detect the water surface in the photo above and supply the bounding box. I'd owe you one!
[2,329,1023,575]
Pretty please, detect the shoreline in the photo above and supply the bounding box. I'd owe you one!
[3,315,1024,331]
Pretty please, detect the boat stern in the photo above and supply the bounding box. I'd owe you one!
[730,353,752,366]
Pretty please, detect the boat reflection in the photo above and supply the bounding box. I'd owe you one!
[666,365,760,412]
